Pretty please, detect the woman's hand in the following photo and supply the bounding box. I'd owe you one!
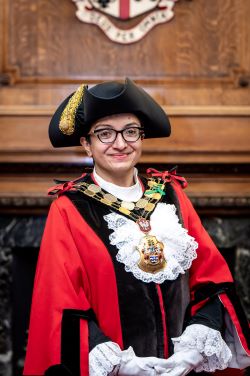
[154,349,204,376]
[117,347,176,376]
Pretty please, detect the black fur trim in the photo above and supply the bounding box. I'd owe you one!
[61,309,96,376]
[193,282,233,303]
[88,320,111,352]
[45,364,73,376]
[186,296,224,332]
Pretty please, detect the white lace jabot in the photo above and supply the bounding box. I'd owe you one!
[93,168,143,202]
[104,203,198,283]
[93,168,198,283]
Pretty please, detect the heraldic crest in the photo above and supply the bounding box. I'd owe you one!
[72,0,178,44]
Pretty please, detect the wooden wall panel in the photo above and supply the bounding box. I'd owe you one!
[0,0,250,209]
[1,0,250,86]
[0,106,249,163]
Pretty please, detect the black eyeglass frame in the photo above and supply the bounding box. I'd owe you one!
[88,126,145,144]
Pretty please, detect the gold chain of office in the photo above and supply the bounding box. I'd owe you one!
[74,177,167,274]
[74,178,166,221]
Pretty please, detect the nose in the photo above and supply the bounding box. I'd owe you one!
[112,132,127,149]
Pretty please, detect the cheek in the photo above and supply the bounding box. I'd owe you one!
[91,145,110,160]
[133,142,143,156]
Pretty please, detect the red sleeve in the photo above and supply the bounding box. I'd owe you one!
[172,182,250,368]
[171,182,233,303]
[23,200,91,376]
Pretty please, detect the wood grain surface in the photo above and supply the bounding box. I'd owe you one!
[0,0,250,209]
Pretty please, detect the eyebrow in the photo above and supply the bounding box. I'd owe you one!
[94,122,141,131]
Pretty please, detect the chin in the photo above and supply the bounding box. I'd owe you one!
[111,163,132,171]
[110,162,135,173]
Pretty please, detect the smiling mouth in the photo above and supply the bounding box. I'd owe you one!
[110,153,131,159]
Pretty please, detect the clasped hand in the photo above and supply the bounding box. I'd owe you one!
[118,347,203,376]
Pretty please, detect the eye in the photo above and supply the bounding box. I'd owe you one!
[97,129,114,139]
[124,128,139,137]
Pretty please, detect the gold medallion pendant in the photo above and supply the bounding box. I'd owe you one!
[74,178,168,275]
[137,235,166,274]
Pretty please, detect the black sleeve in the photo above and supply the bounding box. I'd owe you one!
[186,296,224,332]
[45,310,112,376]
[88,320,111,352]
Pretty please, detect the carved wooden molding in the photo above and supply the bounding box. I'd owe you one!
[2,73,249,88]
[0,196,51,207]
[191,196,250,208]
[0,104,250,163]
[1,105,250,116]
[1,173,249,210]
[0,195,249,209]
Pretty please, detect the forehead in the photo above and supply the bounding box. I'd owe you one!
[91,113,141,130]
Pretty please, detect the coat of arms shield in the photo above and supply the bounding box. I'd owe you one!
[73,0,178,44]
[89,0,160,20]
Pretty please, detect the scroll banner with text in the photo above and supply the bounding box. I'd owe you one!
[72,0,178,44]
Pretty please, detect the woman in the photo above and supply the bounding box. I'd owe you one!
[24,78,250,376]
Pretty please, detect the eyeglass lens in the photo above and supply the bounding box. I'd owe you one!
[94,127,143,143]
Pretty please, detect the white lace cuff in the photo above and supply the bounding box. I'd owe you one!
[172,324,232,372]
[89,341,122,376]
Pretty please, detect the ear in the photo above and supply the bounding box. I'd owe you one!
[80,137,92,157]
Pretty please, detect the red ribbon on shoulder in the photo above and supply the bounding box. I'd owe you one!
[47,173,87,196]
[146,168,188,189]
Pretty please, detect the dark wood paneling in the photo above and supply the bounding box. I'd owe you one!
[0,0,250,210]
[1,0,250,86]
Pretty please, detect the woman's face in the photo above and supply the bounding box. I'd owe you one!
[80,113,143,182]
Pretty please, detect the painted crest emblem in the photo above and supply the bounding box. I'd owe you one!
[137,235,166,274]
[72,0,178,44]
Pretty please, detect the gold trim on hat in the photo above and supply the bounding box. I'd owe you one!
[59,84,85,136]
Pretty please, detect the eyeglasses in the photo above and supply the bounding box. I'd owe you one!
[89,126,145,144]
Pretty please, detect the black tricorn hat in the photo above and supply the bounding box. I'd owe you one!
[49,78,171,147]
